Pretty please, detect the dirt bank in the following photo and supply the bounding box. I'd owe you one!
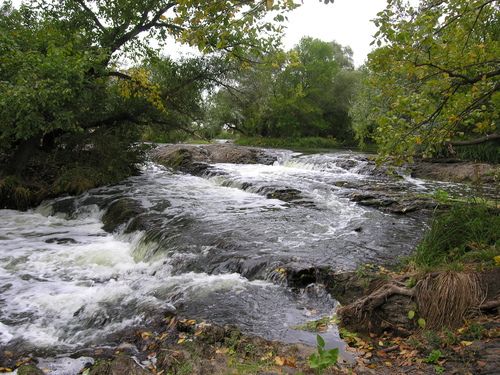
[411,160,499,184]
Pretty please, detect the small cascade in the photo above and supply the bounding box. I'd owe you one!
[0,149,453,361]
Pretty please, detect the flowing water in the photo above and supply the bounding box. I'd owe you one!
[0,149,461,369]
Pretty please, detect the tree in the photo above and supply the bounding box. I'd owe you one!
[207,37,358,141]
[0,0,305,208]
[354,0,499,162]
[0,0,299,170]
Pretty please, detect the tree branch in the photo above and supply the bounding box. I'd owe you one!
[75,0,105,32]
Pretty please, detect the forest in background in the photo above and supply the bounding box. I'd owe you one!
[0,0,498,210]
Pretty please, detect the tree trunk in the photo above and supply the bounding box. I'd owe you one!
[6,137,40,176]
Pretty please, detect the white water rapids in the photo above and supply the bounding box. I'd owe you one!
[0,149,465,369]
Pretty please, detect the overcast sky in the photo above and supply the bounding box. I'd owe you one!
[284,0,388,66]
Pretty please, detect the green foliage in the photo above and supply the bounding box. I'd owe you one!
[208,37,359,142]
[292,316,338,332]
[0,0,300,206]
[308,335,339,373]
[0,176,34,210]
[452,143,500,164]
[424,349,443,364]
[413,203,500,268]
[235,136,340,149]
[352,0,499,162]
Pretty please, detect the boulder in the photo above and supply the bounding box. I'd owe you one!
[152,144,276,173]
[101,198,145,233]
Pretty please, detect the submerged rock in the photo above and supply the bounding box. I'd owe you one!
[348,191,438,214]
[101,198,145,233]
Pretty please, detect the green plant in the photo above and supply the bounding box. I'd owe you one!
[308,335,339,374]
[424,349,443,364]
[412,203,500,268]
[443,329,459,346]
[434,365,445,374]
[432,189,450,204]
[462,323,485,340]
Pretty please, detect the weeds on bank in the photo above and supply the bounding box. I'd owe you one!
[308,335,339,374]
[410,201,499,271]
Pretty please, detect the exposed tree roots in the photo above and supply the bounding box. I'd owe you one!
[415,272,485,329]
[338,271,498,333]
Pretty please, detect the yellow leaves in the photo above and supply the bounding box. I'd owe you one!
[117,68,166,112]
[177,332,187,344]
[460,340,473,347]
[274,356,285,366]
[141,331,153,340]
[274,355,297,367]
[260,351,274,361]
[415,136,422,145]
[494,255,500,266]
[216,347,229,354]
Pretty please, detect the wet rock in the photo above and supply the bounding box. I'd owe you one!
[124,213,164,234]
[17,365,44,375]
[89,356,150,375]
[49,196,77,217]
[264,188,303,202]
[348,191,438,214]
[150,200,171,212]
[45,237,78,244]
[281,263,330,288]
[102,198,145,233]
[334,159,358,170]
[152,144,277,173]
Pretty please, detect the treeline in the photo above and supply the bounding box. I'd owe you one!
[0,0,298,209]
[203,37,360,144]
[1,0,498,209]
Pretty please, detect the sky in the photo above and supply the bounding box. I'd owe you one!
[283,0,388,67]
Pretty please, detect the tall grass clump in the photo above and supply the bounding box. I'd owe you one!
[413,203,499,269]
[454,143,500,164]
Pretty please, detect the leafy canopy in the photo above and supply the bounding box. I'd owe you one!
[352,0,499,162]
[207,37,358,141]
[0,0,299,152]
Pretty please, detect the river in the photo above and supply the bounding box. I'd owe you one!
[0,148,459,371]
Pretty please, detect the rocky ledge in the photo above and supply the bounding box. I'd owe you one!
[411,159,499,183]
[152,143,277,174]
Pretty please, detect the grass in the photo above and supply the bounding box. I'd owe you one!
[235,136,342,150]
[453,143,500,164]
[411,202,499,270]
